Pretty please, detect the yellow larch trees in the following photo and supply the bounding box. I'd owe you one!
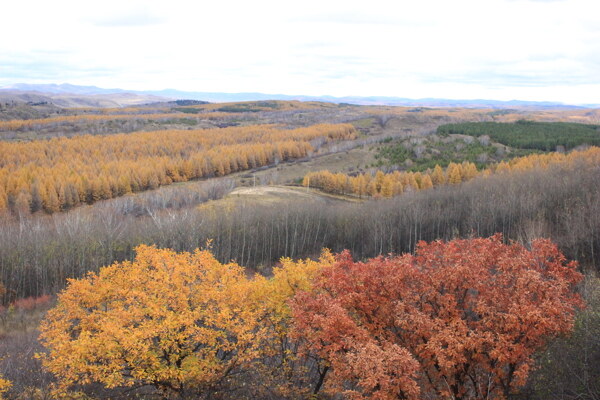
[446,163,463,184]
[420,174,433,190]
[0,124,356,214]
[495,161,511,174]
[301,147,600,199]
[430,164,446,186]
[0,185,7,213]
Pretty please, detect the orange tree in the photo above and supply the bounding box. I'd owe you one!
[292,235,583,400]
[38,245,265,399]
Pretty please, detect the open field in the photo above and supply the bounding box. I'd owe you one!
[224,185,361,204]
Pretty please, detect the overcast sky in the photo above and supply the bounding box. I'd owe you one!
[1,0,599,104]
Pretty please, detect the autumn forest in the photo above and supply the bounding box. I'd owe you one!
[0,98,599,400]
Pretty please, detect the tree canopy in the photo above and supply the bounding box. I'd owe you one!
[38,236,583,399]
[39,245,265,398]
[292,235,583,399]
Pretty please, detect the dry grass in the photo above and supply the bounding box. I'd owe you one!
[197,185,361,213]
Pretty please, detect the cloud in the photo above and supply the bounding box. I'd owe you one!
[289,12,429,27]
[88,10,166,27]
[0,0,599,103]
[514,0,567,2]
[0,51,119,83]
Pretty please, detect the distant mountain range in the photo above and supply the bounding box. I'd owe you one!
[0,84,166,108]
[1,83,597,109]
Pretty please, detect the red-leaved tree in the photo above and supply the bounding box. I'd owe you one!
[292,235,583,400]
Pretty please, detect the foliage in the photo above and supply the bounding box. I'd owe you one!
[217,106,263,113]
[172,100,334,113]
[292,235,583,399]
[437,121,600,151]
[172,107,203,114]
[249,250,336,398]
[156,118,199,126]
[375,135,535,171]
[0,112,205,131]
[38,244,337,398]
[0,123,355,214]
[1,155,599,302]
[376,142,412,166]
[173,100,209,106]
[38,238,584,399]
[216,102,282,113]
[304,146,600,198]
[0,376,10,399]
[303,161,473,198]
[38,245,265,398]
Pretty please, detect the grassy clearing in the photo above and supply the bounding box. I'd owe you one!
[199,185,360,212]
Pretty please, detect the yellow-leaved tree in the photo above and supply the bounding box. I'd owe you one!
[249,251,335,398]
[0,376,10,399]
[38,245,265,399]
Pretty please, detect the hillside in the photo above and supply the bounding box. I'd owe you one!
[0,99,599,400]
[3,82,595,108]
[0,89,168,108]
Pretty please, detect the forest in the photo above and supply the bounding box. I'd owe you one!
[372,133,536,170]
[302,146,600,198]
[0,124,355,214]
[0,100,599,399]
[437,120,600,150]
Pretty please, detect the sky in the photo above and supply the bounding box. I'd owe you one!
[1,0,599,104]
